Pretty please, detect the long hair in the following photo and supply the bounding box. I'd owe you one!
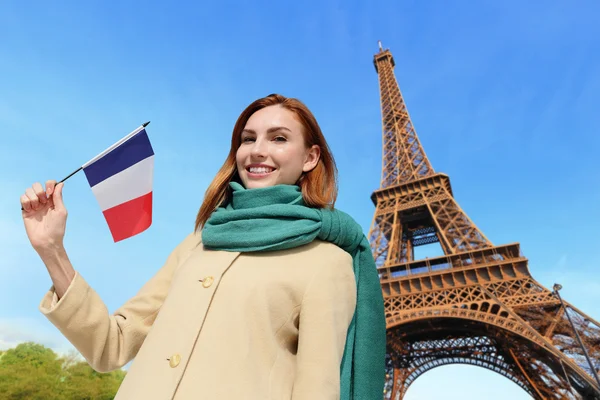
[194,93,338,232]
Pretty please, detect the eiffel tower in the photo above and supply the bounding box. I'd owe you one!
[367,42,600,399]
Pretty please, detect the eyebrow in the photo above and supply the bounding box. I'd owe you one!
[242,126,292,134]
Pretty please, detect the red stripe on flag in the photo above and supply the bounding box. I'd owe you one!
[102,192,153,242]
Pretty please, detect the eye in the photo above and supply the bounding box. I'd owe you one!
[242,136,255,143]
[274,136,287,142]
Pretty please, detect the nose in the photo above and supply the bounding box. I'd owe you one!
[250,137,267,159]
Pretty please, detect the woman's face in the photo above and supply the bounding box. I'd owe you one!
[236,105,320,189]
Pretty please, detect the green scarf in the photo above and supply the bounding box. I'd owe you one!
[202,182,386,400]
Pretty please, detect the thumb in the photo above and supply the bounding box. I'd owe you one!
[53,182,66,210]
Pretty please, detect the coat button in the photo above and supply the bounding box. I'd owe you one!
[169,353,181,368]
[202,276,214,288]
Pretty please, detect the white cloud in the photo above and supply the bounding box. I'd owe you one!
[0,317,77,357]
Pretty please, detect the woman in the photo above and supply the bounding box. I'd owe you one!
[20,94,386,399]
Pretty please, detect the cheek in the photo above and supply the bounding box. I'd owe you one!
[235,147,245,166]
[276,147,306,170]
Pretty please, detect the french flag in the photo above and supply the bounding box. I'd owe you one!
[82,124,154,242]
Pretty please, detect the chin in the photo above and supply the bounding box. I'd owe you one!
[246,182,276,189]
[241,177,276,189]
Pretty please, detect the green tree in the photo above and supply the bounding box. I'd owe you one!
[0,342,126,399]
[61,360,126,400]
[0,342,63,400]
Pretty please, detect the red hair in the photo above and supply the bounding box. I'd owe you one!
[194,93,338,232]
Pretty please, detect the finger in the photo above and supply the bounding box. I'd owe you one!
[25,187,40,211]
[20,194,32,212]
[46,180,57,197]
[32,182,47,204]
[53,182,66,211]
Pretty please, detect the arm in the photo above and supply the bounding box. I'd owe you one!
[292,251,357,400]
[39,232,200,373]
[37,245,75,299]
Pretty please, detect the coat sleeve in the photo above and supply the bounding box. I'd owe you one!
[292,249,357,400]
[39,232,200,373]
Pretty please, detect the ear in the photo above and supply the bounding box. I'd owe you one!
[302,145,321,172]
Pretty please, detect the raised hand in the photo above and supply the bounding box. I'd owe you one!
[21,180,68,252]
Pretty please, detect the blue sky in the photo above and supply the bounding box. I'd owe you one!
[1,1,599,398]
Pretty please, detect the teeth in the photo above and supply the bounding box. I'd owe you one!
[249,167,273,174]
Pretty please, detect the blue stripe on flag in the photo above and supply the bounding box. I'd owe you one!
[83,129,154,187]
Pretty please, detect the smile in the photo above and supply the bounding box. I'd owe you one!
[246,166,276,178]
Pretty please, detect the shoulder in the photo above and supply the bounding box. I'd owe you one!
[302,240,354,271]
[170,230,203,259]
[301,241,357,301]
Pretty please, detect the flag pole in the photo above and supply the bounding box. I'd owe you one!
[21,121,150,210]
[58,167,83,183]
[60,121,151,183]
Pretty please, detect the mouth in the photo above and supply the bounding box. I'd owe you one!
[245,165,276,178]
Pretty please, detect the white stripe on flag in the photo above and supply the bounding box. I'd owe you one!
[90,156,154,211]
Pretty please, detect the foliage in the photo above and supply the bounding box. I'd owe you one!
[0,342,125,400]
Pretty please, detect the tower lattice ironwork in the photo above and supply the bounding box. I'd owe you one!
[368,43,600,400]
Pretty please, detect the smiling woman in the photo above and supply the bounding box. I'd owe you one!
[237,114,320,190]
[20,93,386,400]
[195,94,339,229]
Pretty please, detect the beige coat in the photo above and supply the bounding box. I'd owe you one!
[40,232,356,399]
